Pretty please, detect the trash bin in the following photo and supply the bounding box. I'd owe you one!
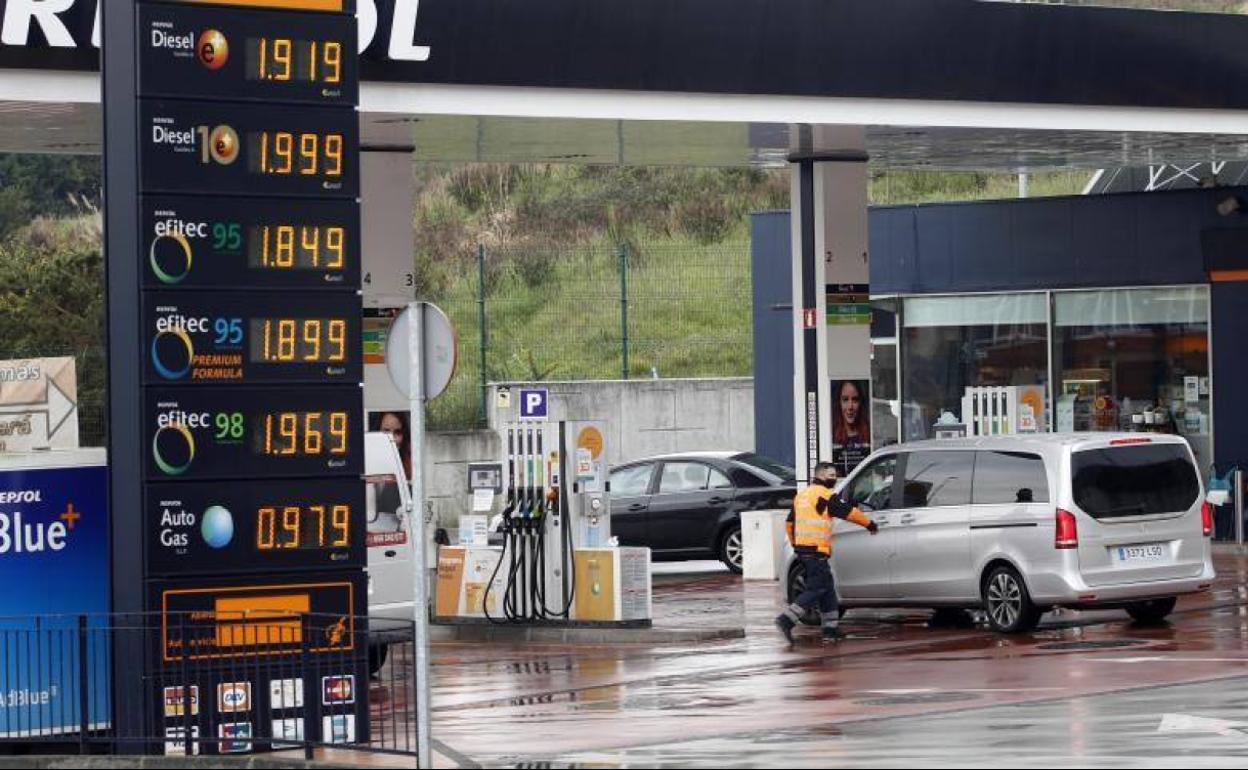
[741,509,789,580]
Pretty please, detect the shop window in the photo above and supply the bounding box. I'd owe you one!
[900,294,1049,441]
[1053,286,1210,469]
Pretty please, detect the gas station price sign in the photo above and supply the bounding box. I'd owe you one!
[146,478,365,576]
[143,196,360,289]
[145,387,363,480]
[138,3,357,105]
[144,293,362,384]
[140,100,358,198]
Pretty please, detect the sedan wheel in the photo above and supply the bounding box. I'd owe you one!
[719,525,744,574]
[983,566,1041,634]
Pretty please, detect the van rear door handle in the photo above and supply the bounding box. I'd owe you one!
[627,503,646,512]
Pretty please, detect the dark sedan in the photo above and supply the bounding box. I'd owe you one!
[609,451,796,573]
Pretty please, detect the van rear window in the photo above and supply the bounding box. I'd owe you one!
[1071,444,1198,518]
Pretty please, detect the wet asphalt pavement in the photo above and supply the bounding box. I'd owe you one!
[423,551,1248,768]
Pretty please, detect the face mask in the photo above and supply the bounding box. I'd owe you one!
[815,476,836,488]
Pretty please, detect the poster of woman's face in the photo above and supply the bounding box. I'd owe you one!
[832,379,871,473]
[368,410,412,477]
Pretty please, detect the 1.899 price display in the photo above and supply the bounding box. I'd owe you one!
[145,387,362,480]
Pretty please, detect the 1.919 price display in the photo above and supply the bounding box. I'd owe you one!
[145,387,362,480]
[143,196,359,289]
[146,478,365,576]
[138,4,357,105]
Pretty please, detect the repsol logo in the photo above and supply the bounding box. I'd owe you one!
[1,1,432,63]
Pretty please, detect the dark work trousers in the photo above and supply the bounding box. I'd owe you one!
[794,554,839,622]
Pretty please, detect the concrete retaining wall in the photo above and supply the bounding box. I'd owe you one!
[424,378,755,528]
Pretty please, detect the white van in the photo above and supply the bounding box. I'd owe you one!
[785,433,1216,633]
[364,431,416,671]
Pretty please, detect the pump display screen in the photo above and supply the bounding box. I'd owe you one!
[147,479,364,576]
[144,293,360,384]
[140,100,358,197]
[145,387,362,480]
[138,4,357,105]
[142,196,359,289]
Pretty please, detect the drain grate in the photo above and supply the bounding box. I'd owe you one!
[1037,639,1145,651]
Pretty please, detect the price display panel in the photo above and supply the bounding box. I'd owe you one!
[146,478,365,576]
[142,196,359,290]
[145,387,363,480]
[154,572,365,662]
[144,292,361,384]
[140,100,358,198]
[138,3,357,105]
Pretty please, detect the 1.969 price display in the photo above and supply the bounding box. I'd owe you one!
[146,479,365,576]
[145,387,362,480]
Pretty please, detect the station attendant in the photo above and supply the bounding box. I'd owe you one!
[776,461,878,644]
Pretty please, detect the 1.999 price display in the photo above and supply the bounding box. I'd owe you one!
[145,387,363,480]
[146,478,365,576]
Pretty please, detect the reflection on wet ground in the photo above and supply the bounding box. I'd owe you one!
[422,553,1248,767]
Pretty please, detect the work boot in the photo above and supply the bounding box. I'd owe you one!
[821,626,842,643]
[774,614,796,646]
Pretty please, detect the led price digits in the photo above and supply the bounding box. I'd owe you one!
[249,224,346,270]
[259,411,349,457]
[250,131,343,177]
[249,38,343,85]
[250,318,347,363]
[256,504,351,551]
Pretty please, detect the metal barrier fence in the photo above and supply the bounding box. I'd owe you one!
[0,613,417,760]
[427,241,754,431]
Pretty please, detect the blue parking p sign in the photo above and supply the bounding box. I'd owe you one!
[519,388,549,420]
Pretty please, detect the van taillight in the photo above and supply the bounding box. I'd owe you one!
[1201,501,1214,537]
[1055,508,1079,549]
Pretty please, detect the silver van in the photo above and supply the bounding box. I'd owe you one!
[784,433,1216,633]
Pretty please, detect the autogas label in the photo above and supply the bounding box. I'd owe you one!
[143,293,361,385]
[142,196,359,290]
[145,478,365,577]
[144,387,363,480]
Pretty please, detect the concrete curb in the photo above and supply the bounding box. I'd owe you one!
[430,624,745,644]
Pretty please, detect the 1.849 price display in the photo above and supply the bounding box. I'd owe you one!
[146,478,365,576]
[143,196,359,289]
[145,387,362,480]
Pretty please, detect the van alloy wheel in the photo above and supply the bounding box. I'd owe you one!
[983,566,1041,633]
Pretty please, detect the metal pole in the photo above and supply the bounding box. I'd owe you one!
[1236,468,1245,546]
[478,244,488,426]
[407,302,433,768]
[619,244,629,380]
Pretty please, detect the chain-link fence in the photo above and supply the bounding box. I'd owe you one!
[426,241,754,431]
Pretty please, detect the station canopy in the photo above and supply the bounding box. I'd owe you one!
[3,0,1248,170]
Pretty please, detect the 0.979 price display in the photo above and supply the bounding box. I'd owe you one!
[145,387,362,481]
[146,478,365,576]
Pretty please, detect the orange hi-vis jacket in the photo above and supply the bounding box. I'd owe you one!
[785,483,873,556]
